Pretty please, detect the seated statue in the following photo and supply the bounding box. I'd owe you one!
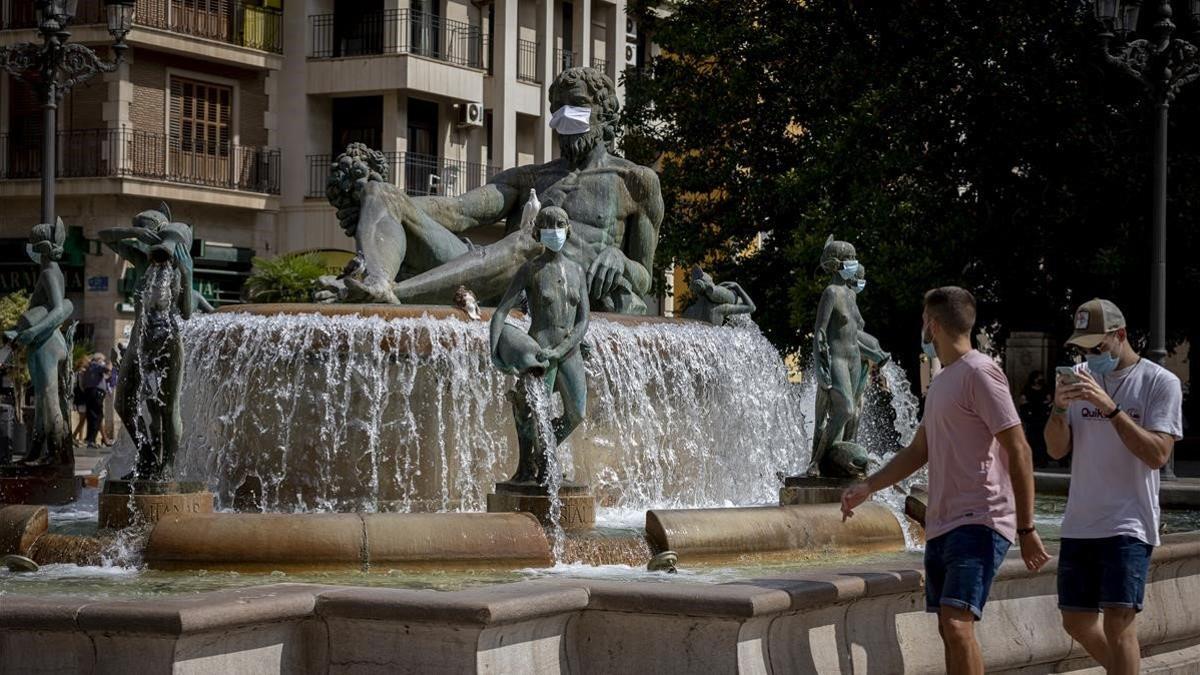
[318,67,663,315]
[100,203,195,480]
[3,218,74,466]
[681,265,756,326]
[489,206,590,484]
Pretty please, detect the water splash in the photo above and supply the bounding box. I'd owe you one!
[522,374,565,560]
[174,311,809,514]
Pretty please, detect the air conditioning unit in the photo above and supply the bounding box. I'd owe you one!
[626,17,637,40]
[457,102,484,128]
[624,44,636,67]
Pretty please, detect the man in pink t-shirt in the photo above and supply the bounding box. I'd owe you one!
[842,286,1049,675]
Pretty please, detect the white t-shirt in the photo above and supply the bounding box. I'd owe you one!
[1061,358,1183,545]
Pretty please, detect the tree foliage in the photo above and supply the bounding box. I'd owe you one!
[624,0,1200,392]
[243,253,327,304]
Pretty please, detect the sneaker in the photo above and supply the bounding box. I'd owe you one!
[86,442,99,449]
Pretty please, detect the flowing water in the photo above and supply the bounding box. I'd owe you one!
[162,311,809,514]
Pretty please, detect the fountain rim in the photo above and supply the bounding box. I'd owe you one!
[216,303,702,327]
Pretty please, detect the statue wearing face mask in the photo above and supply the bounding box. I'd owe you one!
[317,67,663,316]
[802,235,871,478]
[842,263,890,442]
[3,218,75,467]
[489,206,591,484]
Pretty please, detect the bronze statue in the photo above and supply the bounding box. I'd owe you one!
[807,235,870,478]
[3,219,74,466]
[100,203,194,480]
[681,266,756,326]
[843,263,890,443]
[489,206,591,483]
[318,67,663,315]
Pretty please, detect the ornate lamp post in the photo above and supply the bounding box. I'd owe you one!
[1094,0,1200,479]
[0,0,136,225]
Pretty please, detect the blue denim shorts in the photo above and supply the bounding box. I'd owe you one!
[1058,536,1153,613]
[924,524,1011,620]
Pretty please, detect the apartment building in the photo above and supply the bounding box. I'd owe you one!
[0,0,650,353]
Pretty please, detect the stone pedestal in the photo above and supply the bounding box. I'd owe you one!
[778,476,856,506]
[486,481,595,530]
[98,480,214,531]
[0,464,82,505]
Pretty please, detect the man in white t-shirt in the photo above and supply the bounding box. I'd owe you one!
[1045,298,1183,675]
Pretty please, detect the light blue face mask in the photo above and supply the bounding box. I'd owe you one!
[540,228,567,252]
[25,244,41,265]
[853,279,866,294]
[1086,351,1119,377]
[838,259,860,280]
[921,326,937,361]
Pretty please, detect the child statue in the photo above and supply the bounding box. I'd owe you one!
[489,206,591,484]
[3,218,74,466]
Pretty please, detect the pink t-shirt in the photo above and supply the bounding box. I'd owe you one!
[923,350,1022,543]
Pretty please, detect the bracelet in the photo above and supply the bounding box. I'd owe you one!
[1017,526,1036,536]
[1104,405,1122,420]
[1051,405,1068,416]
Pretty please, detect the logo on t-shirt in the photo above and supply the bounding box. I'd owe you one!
[1080,406,1142,423]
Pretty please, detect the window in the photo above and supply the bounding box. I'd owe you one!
[170,77,232,157]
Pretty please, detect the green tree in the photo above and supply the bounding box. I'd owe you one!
[0,290,32,423]
[624,0,1200,398]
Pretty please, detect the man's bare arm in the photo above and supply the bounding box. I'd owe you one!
[865,425,929,492]
[1111,416,1174,470]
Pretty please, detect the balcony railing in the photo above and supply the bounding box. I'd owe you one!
[309,9,484,68]
[1,0,283,54]
[307,151,498,199]
[0,128,281,194]
[592,57,607,74]
[555,48,577,74]
[517,39,539,84]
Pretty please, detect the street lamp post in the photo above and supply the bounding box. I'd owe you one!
[0,0,136,225]
[1094,0,1200,479]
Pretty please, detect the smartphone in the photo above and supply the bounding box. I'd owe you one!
[1056,366,1080,384]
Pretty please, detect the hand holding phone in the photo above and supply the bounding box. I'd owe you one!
[1056,366,1080,385]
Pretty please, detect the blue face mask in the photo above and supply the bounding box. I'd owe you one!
[853,279,866,294]
[25,244,41,265]
[1086,350,1119,377]
[540,228,567,252]
[921,325,937,361]
[838,260,860,280]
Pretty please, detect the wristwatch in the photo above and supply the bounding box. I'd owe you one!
[1017,526,1036,536]
[1104,405,1122,419]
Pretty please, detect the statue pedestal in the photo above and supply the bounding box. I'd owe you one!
[98,480,214,531]
[486,481,596,530]
[0,464,82,505]
[778,476,856,506]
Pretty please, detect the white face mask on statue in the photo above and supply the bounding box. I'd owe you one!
[540,228,567,252]
[549,105,592,135]
[25,244,41,265]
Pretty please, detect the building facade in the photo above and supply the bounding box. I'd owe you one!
[1,0,652,354]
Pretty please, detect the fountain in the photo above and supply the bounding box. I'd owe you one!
[7,65,1198,675]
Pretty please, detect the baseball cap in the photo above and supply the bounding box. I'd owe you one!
[1066,298,1125,349]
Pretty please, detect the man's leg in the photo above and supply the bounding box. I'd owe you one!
[1061,610,1110,669]
[938,606,983,675]
[1102,608,1139,675]
[1097,536,1153,675]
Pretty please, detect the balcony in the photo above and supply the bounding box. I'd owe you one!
[1,0,283,54]
[306,151,498,199]
[1,128,280,194]
[309,9,483,68]
[555,48,577,75]
[517,39,539,84]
